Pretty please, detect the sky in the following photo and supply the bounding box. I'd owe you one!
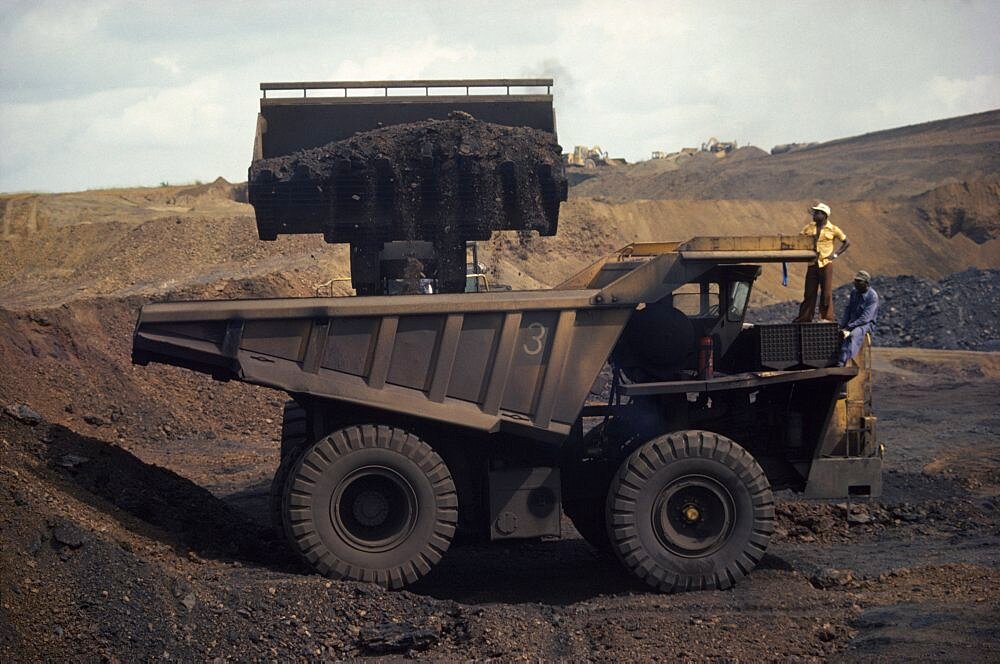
[1,0,998,193]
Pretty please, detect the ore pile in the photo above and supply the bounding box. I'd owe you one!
[751,268,1000,351]
[248,112,567,245]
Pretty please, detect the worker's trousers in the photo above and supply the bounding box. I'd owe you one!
[838,324,874,366]
[795,263,834,322]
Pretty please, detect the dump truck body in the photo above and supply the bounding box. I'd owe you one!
[134,235,881,591]
[134,236,812,437]
[134,288,625,439]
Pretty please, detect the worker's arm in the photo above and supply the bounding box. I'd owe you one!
[831,225,849,259]
[840,294,855,329]
[844,291,878,330]
[832,237,850,259]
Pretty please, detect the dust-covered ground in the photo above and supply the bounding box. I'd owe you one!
[2,347,998,662]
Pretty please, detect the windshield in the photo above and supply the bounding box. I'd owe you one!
[672,283,720,318]
[728,281,751,321]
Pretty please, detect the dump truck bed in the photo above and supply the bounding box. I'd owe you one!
[134,289,627,439]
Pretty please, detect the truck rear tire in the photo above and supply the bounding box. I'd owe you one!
[269,401,310,533]
[605,430,774,592]
[562,424,614,555]
[279,401,309,460]
[280,424,458,589]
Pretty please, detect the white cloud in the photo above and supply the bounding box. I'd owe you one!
[329,39,477,81]
[153,56,182,76]
[81,78,230,149]
[928,74,1000,112]
[12,1,107,42]
[1,0,998,191]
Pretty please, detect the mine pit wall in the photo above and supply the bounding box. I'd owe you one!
[2,188,994,306]
[554,198,999,305]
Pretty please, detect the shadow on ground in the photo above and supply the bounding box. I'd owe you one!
[31,423,299,570]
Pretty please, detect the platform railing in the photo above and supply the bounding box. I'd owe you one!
[260,79,553,98]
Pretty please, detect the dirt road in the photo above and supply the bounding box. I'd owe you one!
[3,347,997,661]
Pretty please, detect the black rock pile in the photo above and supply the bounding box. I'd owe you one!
[751,268,1000,351]
[248,112,567,244]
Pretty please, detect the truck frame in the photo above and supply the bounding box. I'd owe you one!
[133,234,881,592]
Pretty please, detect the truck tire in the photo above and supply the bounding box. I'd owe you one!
[280,424,458,589]
[269,401,310,533]
[565,488,612,555]
[562,425,614,555]
[279,401,309,460]
[605,430,774,592]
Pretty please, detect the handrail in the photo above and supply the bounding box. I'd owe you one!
[260,79,553,99]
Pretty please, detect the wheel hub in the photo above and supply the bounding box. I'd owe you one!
[352,489,390,527]
[681,503,701,523]
[331,466,418,553]
[653,475,735,558]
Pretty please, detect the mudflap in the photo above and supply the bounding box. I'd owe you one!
[804,457,883,499]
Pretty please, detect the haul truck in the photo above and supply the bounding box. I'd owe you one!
[131,81,881,592]
[132,236,881,592]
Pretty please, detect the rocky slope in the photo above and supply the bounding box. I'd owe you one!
[751,269,1000,351]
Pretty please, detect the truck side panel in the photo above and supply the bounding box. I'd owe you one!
[134,296,631,440]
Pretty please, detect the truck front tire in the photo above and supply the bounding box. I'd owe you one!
[280,424,458,588]
[605,430,774,592]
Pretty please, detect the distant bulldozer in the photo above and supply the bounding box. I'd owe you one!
[701,137,738,156]
[565,145,626,168]
[771,142,818,155]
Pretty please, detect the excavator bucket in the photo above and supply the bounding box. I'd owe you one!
[247,79,568,294]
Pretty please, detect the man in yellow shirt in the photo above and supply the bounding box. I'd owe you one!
[794,202,850,322]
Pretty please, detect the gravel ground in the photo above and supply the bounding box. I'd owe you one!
[3,351,999,661]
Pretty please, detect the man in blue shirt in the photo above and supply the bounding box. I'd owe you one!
[838,270,879,366]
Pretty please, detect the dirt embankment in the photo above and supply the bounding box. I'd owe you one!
[911,177,1000,243]
[3,159,997,312]
[541,197,999,304]
[571,108,1000,248]
[574,109,1000,203]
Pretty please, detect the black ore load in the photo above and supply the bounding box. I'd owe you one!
[248,112,568,246]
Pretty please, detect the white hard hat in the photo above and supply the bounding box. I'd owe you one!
[810,202,831,216]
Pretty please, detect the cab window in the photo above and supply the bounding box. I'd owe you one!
[672,283,720,318]
[727,280,751,321]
